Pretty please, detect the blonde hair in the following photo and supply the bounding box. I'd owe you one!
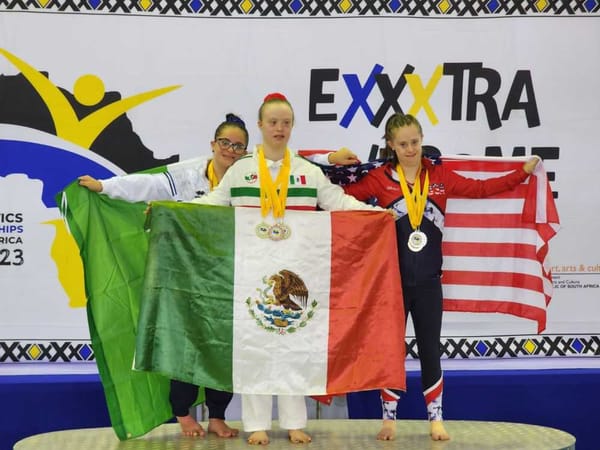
[384,113,423,141]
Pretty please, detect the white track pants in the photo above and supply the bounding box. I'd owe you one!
[241,394,307,432]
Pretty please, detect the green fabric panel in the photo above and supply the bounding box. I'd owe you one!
[135,202,235,392]
[58,183,204,440]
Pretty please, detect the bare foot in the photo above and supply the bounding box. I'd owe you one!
[288,429,312,443]
[376,419,396,440]
[176,414,205,437]
[247,430,269,445]
[208,418,239,438]
[430,421,450,441]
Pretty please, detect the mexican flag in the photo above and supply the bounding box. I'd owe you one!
[135,202,406,395]
[59,183,204,440]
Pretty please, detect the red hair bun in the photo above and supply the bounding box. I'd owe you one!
[263,92,288,102]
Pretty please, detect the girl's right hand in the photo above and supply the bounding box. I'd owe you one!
[328,147,360,166]
[78,175,103,192]
[522,156,541,174]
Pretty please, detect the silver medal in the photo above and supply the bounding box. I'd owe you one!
[408,230,427,252]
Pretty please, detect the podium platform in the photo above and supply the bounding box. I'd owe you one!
[14,419,575,449]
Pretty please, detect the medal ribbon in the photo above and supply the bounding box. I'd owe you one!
[396,164,430,230]
[207,159,219,191]
[257,146,291,219]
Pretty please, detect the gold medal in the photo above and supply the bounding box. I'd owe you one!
[256,221,291,241]
[268,223,285,241]
[278,222,291,240]
[255,222,270,239]
[256,147,292,241]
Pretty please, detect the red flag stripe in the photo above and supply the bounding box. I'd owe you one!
[443,270,544,291]
[443,159,524,172]
[327,211,406,394]
[443,255,544,279]
[443,299,547,333]
[444,213,537,229]
[443,283,545,308]
[286,205,318,211]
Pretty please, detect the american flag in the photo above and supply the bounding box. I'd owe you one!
[300,151,560,333]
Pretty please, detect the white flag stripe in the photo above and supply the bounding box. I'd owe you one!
[444,227,538,244]
[533,163,549,223]
[443,284,545,309]
[443,255,543,277]
[446,198,524,214]
[232,208,331,395]
[443,154,529,164]
[452,170,514,180]
[543,275,553,297]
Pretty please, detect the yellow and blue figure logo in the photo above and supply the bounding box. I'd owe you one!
[0,48,181,307]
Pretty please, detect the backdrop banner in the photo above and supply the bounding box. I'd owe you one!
[1,6,599,372]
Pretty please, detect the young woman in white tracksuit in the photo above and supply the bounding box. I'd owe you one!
[78,113,249,439]
[191,93,385,445]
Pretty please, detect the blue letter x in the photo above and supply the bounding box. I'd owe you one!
[340,64,384,128]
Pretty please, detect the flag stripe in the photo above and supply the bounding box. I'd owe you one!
[327,211,406,394]
[135,203,236,391]
[443,270,543,292]
[443,256,543,278]
[446,197,525,214]
[445,213,537,229]
[443,284,544,309]
[231,208,332,395]
[444,227,540,246]
[443,241,537,259]
[442,158,525,172]
[443,298,546,331]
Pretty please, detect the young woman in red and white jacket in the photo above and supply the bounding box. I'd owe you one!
[338,113,539,442]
